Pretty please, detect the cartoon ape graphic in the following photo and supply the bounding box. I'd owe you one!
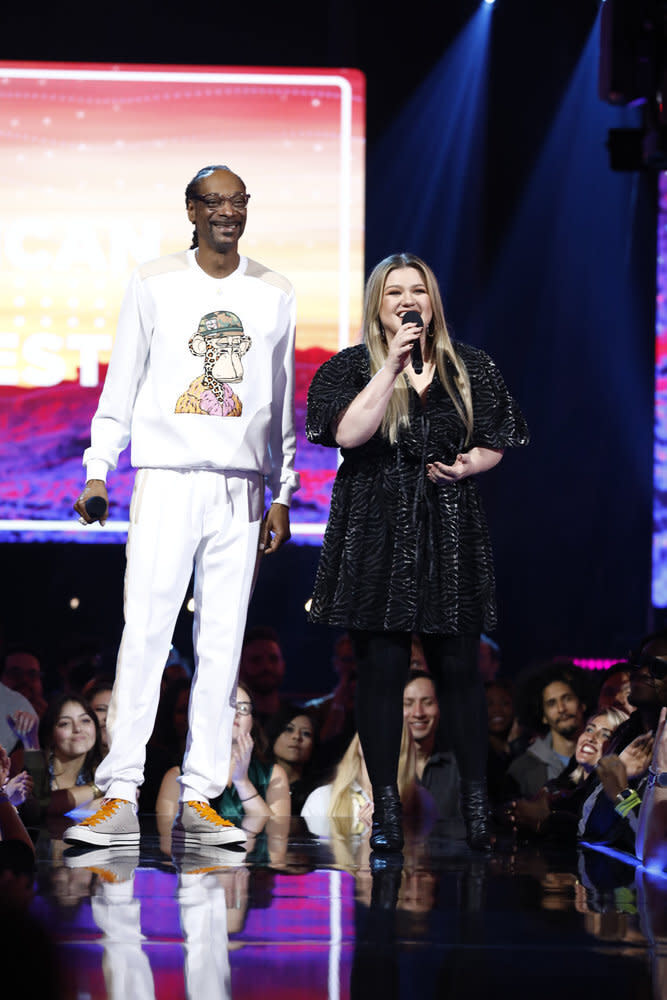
[175,310,252,416]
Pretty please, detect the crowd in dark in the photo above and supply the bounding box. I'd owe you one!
[2,625,665,871]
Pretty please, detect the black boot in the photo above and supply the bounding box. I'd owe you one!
[370,785,404,852]
[460,779,492,851]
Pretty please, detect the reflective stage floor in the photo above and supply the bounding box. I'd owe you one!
[8,815,667,1000]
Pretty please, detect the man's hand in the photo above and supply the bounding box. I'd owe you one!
[259,503,291,555]
[74,479,109,525]
[652,706,667,773]
[596,755,629,802]
[619,732,655,779]
[7,710,40,750]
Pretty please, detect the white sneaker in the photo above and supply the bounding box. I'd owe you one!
[171,801,246,849]
[172,845,246,874]
[63,798,140,848]
[64,845,139,883]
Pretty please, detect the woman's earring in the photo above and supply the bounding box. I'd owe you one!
[379,321,387,344]
[427,321,434,339]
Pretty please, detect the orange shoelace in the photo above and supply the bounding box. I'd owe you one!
[79,798,123,827]
[87,866,124,883]
[186,800,235,828]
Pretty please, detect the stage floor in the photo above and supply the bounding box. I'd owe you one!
[16,816,667,1000]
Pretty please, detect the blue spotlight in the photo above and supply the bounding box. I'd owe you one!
[483,0,495,5]
[367,5,492,303]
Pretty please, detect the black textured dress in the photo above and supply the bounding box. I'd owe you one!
[306,342,529,635]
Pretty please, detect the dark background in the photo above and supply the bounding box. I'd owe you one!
[0,0,656,692]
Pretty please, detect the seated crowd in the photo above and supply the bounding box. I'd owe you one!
[1,626,666,874]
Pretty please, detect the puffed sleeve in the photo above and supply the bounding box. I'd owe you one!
[461,345,529,450]
[306,345,370,448]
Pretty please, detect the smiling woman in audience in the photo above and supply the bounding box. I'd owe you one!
[507,707,628,839]
[18,693,104,818]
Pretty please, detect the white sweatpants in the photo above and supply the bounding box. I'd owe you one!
[96,467,263,803]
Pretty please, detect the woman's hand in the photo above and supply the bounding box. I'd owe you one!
[619,732,655,779]
[427,454,474,484]
[384,318,422,376]
[231,732,254,785]
[427,447,504,485]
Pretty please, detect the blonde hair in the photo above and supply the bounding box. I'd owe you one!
[569,707,628,785]
[363,253,474,445]
[327,727,420,837]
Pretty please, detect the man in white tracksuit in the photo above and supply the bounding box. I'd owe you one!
[65,165,299,850]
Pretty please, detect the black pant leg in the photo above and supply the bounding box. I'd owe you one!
[350,630,412,790]
[420,633,487,783]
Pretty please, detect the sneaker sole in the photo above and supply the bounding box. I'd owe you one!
[172,845,247,869]
[63,827,140,848]
[64,846,140,869]
[171,827,246,849]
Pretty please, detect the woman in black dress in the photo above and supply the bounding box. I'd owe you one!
[306,253,528,851]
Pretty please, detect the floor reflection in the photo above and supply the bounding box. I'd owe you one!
[10,816,665,999]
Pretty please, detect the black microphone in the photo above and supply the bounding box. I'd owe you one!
[402,310,424,374]
[84,496,108,520]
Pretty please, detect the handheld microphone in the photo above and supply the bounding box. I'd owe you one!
[84,496,108,520]
[402,310,424,374]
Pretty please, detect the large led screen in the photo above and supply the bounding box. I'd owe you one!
[0,62,365,542]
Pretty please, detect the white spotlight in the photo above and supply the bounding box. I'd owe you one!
[483,0,496,5]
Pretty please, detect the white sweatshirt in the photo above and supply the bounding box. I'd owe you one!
[84,250,300,506]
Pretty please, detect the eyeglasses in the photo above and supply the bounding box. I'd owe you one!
[191,193,250,211]
[234,702,253,716]
[628,653,667,680]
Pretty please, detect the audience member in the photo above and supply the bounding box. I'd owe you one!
[2,648,48,719]
[507,664,587,798]
[81,678,114,755]
[409,635,428,673]
[18,693,104,819]
[156,684,290,831]
[402,671,461,823]
[478,634,501,683]
[266,706,319,815]
[0,743,34,852]
[579,631,667,851]
[506,707,627,841]
[301,733,373,836]
[597,662,634,716]
[302,727,434,839]
[485,679,530,808]
[239,626,288,726]
[636,706,667,871]
[301,633,357,773]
